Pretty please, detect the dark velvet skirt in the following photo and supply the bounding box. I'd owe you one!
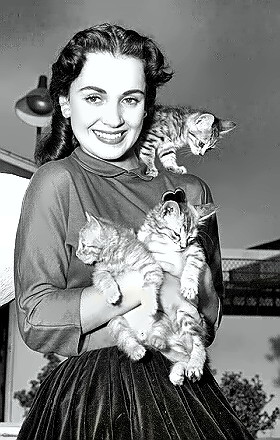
[17,347,254,440]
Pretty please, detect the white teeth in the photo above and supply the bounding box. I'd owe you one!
[94,130,123,140]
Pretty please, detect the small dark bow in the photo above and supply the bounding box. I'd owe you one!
[161,187,186,204]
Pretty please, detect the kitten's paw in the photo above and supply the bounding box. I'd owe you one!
[181,285,198,301]
[106,291,121,305]
[169,370,184,386]
[167,165,187,175]
[186,364,203,382]
[150,335,167,350]
[169,363,187,386]
[146,168,158,178]
[131,345,146,361]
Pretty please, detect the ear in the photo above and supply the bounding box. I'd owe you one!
[194,203,216,221]
[219,119,236,134]
[162,200,181,217]
[85,212,102,229]
[59,96,71,118]
[85,211,93,222]
[195,113,215,130]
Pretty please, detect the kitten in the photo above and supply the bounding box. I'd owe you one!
[76,191,215,384]
[139,104,236,177]
[76,212,163,360]
[135,193,214,385]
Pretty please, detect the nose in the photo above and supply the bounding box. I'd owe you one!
[101,102,124,128]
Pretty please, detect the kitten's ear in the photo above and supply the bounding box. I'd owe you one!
[194,203,216,221]
[85,211,93,222]
[219,119,236,134]
[85,212,102,229]
[195,113,215,130]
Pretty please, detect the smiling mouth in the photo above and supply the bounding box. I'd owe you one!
[93,129,126,144]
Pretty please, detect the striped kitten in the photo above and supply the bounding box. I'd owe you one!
[139,104,236,177]
[76,212,163,360]
[135,194,214,385]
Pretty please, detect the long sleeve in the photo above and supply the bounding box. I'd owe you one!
[198,179,224,336]
[14,164,85,356]
[200,180,224,301]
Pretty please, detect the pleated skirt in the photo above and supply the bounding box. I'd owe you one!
[17,347,254,440]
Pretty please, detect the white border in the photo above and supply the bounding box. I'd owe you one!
[4,302,16,422]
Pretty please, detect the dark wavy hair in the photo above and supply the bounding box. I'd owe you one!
[35,23,173,166]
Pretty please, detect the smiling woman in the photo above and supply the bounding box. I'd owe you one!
[58,53,146,169]
[14,23,253,440]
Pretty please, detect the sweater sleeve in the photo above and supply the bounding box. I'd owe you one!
[199,179,224,331]
[14,165,84,357]
[201,181,224,298]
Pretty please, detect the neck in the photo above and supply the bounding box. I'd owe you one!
[107,150,139,171]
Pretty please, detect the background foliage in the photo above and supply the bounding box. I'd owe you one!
[219,371,280,438]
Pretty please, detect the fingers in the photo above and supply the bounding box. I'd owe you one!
[151,250,184,277]
[198,265,220,326]
[145,236,184,277]
[145,235,179,253]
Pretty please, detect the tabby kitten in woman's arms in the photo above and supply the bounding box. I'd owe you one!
[139,104,236,177]
[76,189,215,385]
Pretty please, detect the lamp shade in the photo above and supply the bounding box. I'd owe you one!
[15,75,53,127]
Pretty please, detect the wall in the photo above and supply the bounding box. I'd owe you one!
[1,0,280,249]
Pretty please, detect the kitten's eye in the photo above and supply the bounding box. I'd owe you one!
[171,231,180,241]
[187,236,195,245]
[198,141,204,148]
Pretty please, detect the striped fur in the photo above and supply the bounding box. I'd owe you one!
[76,212,162,320]
[76,200,215,383]
[139,104,236,177]
[137,199,215,385]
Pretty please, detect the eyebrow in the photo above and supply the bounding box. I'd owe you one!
[79,86,145,96]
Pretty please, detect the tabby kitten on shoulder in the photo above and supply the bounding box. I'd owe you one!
[139,104,236,177]
[76,189,215,385]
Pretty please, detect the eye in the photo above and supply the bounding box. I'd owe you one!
[198,141,204,148]
[187,235,196,245]
[85,95,103,104]
[172,232,180,242]
[122,96,140,106]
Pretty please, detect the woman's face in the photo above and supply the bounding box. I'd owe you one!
[60,52,146,168]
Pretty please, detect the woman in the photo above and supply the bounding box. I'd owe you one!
[14,23,253,439]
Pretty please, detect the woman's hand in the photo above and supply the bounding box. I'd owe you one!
[197,264,221,345]
[147,235,221,345]
[80,271,143,334]
[146,234,185,277]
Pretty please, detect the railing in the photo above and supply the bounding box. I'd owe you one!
[221,257,280,316]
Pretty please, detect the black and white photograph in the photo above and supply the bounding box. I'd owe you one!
[1,1,280,438]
